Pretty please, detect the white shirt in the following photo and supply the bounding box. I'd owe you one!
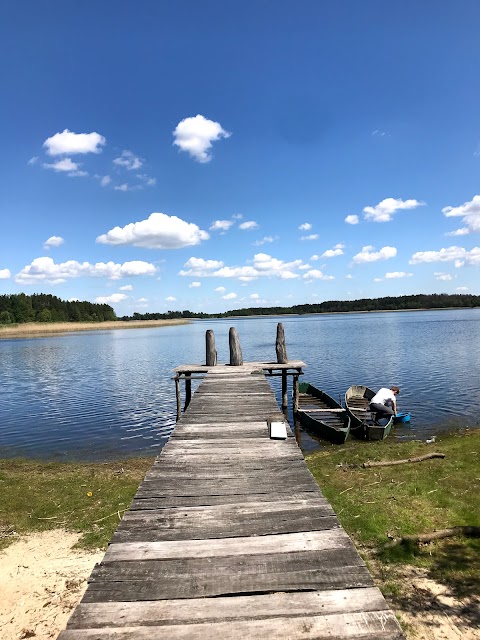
[371,388,395,406]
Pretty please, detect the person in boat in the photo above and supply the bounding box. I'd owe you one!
[369,386,400,422]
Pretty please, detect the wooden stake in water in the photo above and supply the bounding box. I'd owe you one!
[229,327,243,366]
[205,329,217,366]
[276,322,288,364]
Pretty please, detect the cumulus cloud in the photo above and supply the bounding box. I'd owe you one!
[250,293,260,299]
[136,174,156,186]
[223,292,237,300]
[43,236,64,250]
[43,129,106,155]
[434,272,453,281]
[214,286,226,293]
[114,183,129,192]
[322,243,344,258]
[166,296,176,302]
[239,221,258,230]
[173,114,230,163]
[298,223,312,231]
[301,234,319,241]
[97,212,209,249]
[28,156,38,165]
[302,270,335,281]
[445,227,469,237]
[384,272,413,279]
[457,286,469,291]
[345,274,353,279]
[442,195,480,233]
[189,281,201,288]
[409,246,480,265]
[15,257,156,285]
[179,257,224,276]
[0,268,11,279]
[363,198,424,223]
[253,236,276,246]
[345,215,359,225]
[210,220,234,232]
[43,157,87,177]
[100,175,111,187]
[137,297,148,302]
[95,293,128,304]
[353,246,397,263]
[119,284,133,291]
[113,150,143,170]
[373,277,383,282]
[179,253,307,281]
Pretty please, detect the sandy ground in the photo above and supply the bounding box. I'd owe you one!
[1,531,479,639]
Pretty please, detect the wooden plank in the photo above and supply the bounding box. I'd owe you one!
[60,610,403,639]
[66,587,388,628]
[135,477,319,497]
[104,530,352,561]
[129,491,321,509]
[84,564,373,602]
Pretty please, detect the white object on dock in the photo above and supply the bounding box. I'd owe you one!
[269,420,288,440]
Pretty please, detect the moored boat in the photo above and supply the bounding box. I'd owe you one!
[298,382,351,444]
[344,385,394,441]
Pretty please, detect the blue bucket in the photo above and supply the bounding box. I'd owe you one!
[393,412,411,424]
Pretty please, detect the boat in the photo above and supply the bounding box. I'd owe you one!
[297,382,351,444]
[344,385,394,441]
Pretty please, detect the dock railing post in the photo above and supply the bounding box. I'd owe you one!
[185,371,192,411]
[229,327,243,366]
[175,377,181,421]
[281,370,288,411]
[206,330,217,366]
[275,322,288,364]
[293,372,299,414]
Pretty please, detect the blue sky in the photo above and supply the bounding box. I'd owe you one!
[1,0,480,314]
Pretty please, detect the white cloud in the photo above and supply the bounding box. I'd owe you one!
[173,114,230,163]
[353,246,397,263]
[345,215,359,225]
[97,212,209,249]
[113,150,143,171]
[322,243,344,258]
[434,272,453,281]
[119,284,133,291]
[137,297,148,302]
[372,129,389,137]
[68,298,79,302]
[302,270,335,281]
[0,268,11,279]
[410,246,480,265]
[100,175,111,187]
[95,293,128,304]
[384,272,413,279]
[363,198,424,223]
[239,221,258,230]
[253,236,276,246]
[345,274,353,279]
[210,220,234,231]
[43,157,88,177]
[114,183,129,192]
[442,195,480,233]
[136,174,156,186]
[457,286,469,291]
[446,227,469,237]
[232,213,243,220]
[179,253,307,281]
[28,156,38,165]
[298,223,312,231]
[250,293,260,299]
[189,281,201,288]
[15,257,156,285]
[214,286,226,293]
[299,264,311,270]
[166,296,176,302]
[43,236,64,250]
[179,257,224,277]
[43,129,106,156]
[310,255,319,261]
[223,292,237,300]
[373,278,383,282]
[301,234,319,241]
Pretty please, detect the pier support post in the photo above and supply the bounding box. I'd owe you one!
[185,372,192,411]
[281,369,288,411]
[293,373,299,414]
[175,377,181,421]
[205,330,217,366]
[275,322,288,364]
[229,327,243,366]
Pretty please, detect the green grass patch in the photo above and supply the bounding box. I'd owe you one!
[0,457,153,549]
[306,430,480,597]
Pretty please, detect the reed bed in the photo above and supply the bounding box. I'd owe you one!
[0,319,190,339]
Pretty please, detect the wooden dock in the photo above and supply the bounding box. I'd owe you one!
[59,360,404,639]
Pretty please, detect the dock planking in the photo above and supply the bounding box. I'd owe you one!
[59,363,404,639]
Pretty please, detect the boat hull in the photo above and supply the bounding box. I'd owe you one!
[298,382,351,444]
[345,385,393,441]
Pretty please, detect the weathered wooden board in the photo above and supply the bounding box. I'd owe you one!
[128,491,321,509]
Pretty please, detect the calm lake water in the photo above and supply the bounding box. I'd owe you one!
[1,309,479,460]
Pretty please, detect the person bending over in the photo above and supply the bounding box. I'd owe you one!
[369,386,400,423]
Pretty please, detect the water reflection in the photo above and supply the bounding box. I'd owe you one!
[1,309,479,460]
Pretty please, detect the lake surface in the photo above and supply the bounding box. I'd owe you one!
[1,309,479,460]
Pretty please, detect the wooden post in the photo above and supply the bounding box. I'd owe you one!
[205,330,217,366]
[281,369,288,411]
[293,373,299,414]
[175,377,181,421]
[229,327,243,366]
[275,322,288,364]
[185,371,192,411]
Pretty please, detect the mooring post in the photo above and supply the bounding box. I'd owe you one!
[293,373,299,414]
[281,370,288,411]
[275,322,288,364]
[185,371,192,411]
[205,330,217,366]
[175,377,181,421]
[229,327,243,366]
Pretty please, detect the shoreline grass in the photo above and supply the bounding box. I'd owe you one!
[0,318,190,339]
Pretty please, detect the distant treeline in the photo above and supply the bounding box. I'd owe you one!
[0,294,116,324]
[120,293,480,320]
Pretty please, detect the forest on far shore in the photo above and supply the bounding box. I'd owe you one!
[2,292,478,325]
